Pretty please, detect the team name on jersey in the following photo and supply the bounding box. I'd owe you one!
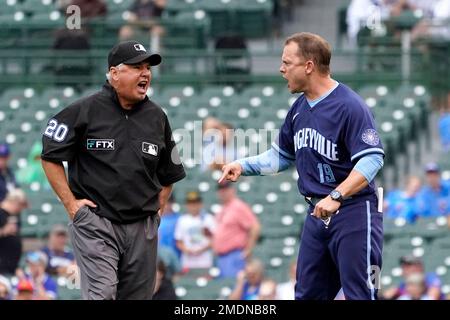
[293,128,339,161]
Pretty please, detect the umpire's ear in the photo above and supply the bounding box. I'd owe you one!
[109,65,121,81]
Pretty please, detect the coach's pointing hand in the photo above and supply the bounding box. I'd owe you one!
[219,162,243,183]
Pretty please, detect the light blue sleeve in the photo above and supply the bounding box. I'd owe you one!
[353,153,384,182]
[236,146,294,176]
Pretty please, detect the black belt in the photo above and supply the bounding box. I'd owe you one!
[305,196,353,207]
[304,197,322,207]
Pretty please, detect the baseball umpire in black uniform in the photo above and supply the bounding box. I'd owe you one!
[41,41,186,300]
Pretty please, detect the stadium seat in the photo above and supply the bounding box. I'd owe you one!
[161,11,211,49]
[235,0,273,38]
[20,0,58,15]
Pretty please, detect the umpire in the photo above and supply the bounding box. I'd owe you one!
[41,41,186,300]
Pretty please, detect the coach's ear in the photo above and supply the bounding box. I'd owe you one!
[305,60,314,75]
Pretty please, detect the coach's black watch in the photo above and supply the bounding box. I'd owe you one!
[329,190,345,204]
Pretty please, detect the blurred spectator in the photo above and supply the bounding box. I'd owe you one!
[214,34,250,77]
[258,278,278,300]
[346,0,392,47]
[56,0,72,11]
[18,251,58,300]
[212,181,261,278]
[416,163,450,220]
[0,143,18,202]
[52,28,91,90]
[152,259,177,300]
[41,224,76,277]
[389,0,435,17]
[385,176,421,223]
[202,117,237,171]
[382,255,443,300]
[229,258,264,300]
[119,0,167,41]
[0,275,12,300]
[397,272,433,300]
[14,279,34,300]
[16,141,50,189]
[175,191,215,270]
[276,260,296,300]
[53,28,90,50]
[202,117,223,171]
[0,188,28,275]
[157,245,181,280]
[159,193,181,258]
[439,111,450,152]
[411,0,450,40]
[70,0,107,20]
[129,0,166,21]
[272,0,295,35]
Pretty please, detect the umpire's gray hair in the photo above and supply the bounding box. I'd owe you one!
[106,63,124,81]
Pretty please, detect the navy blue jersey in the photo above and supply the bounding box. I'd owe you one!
[274,83,384,198]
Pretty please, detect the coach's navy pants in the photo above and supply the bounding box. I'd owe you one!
[295,195,383,300]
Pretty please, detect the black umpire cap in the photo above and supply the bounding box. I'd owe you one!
[108,40,162,69]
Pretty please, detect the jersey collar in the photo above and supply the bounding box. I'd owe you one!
[102,81,149,113]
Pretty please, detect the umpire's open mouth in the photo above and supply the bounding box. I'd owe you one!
[137,80,148,93]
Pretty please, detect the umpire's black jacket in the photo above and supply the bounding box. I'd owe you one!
[42,82,186,223]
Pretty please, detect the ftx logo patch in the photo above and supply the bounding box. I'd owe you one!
[142,142,158,156]
[87,139,115,150]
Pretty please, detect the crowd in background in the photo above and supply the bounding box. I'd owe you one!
[1,0,449,300]
[346,0,450,47]
[1,113,450,299]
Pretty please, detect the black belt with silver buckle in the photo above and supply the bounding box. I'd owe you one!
[305,197,322,207]
[305,195,353,207]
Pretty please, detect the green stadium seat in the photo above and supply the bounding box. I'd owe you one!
[336,0,351,48]
[200,0,234,36]
[235,0,273,38]
[161,10,211,49]
[57,284,82,300]
[0,0,21,14]
[165,0,202,15]
[105,0,133,13]
[1,87,37,107]
[203,278,235,300]
[20,0,58,15]
[41,87,79,106]
[200,85,237,100]
[431,236,450,249]
[409,217,449,240]
[29,11,65,27]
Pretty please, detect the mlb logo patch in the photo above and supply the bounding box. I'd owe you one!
[134,44,146,52]
[142,142,158,156]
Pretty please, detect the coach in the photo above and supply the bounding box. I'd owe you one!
[41,41,186,300]
[220,32,384,300]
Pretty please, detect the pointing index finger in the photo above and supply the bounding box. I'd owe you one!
[218,168,229,183]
